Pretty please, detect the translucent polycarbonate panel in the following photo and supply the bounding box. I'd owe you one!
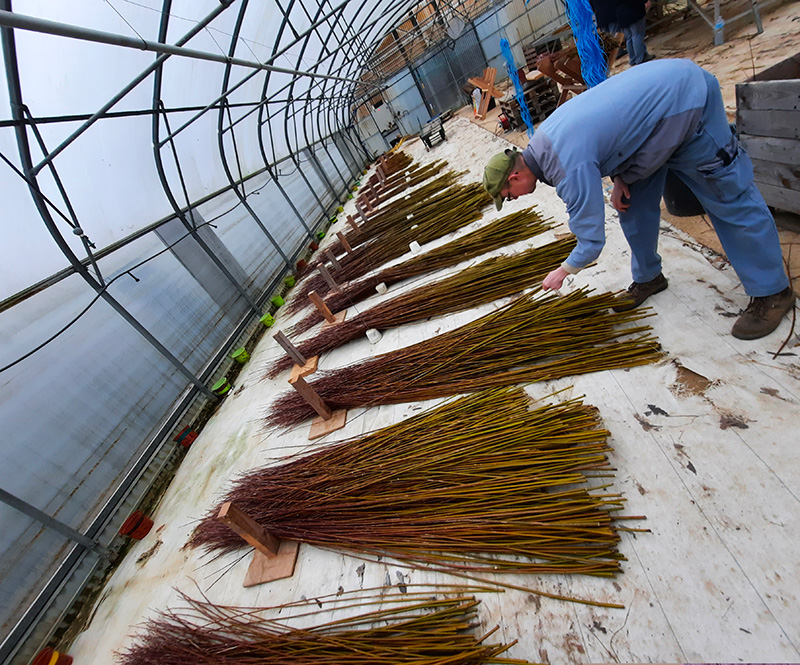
[384,71,430,134]
[0,128,73,300]
[0,504,73,637]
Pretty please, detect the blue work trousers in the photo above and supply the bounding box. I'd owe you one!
[622,17,649,66]
[618,70,788,297]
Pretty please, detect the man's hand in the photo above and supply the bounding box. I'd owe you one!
[542,266,570,292]
[611,176,631,212]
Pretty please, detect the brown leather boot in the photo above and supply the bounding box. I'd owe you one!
[612,273,668,312]
[731,287,795,340]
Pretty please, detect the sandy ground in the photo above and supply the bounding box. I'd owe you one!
[462,0,800,289]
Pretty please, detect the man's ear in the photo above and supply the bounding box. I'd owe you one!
[507,171,519,182]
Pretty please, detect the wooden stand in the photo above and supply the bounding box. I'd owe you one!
[308,290,337,324]
[274,331,306,366]
[324,249,341,270]
[216,502,299,586]
[337,231,353,253]
[275,331,317,379]
[468,67,502,119]
[289,355,318,380]
[321,310,347,329]
[318,264,339,291]
[288,375,348,439]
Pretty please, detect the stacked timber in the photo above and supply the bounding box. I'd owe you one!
[736,53,799,221]
[499,76,559,129]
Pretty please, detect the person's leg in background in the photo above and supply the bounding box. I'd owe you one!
[624,17,650,65]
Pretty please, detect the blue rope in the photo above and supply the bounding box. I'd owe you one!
[561,0,607,88]
[499,38,535,138]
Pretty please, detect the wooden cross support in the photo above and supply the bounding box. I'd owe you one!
[355,201,370,222]
[216,501,299,586]
[324,249,341,270]
[318,264,339,291]
[273,331,306,366]
[468,67,503,119]
[308,290,336,324]
[288,375,347,439]
[337,231,353,253]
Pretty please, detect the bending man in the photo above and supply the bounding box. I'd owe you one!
[483,58,793,340]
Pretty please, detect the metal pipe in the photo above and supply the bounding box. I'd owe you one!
[1,5,217,400]
[0,9,363,85]
[0,488,102,551]
[20,1,234,176]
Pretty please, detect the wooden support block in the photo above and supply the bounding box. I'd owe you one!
[273,331,306,366]
[337,231,353,253]
[324,249,341,270]
[308,290,336,323]
[309,409,348,440]
[244,540,300,587]
[321,310,347,329]
[355,201,369,222]
[318,264,339,291]
[288,374,333,420]
[217,501,280,558]
[289,355,318,381]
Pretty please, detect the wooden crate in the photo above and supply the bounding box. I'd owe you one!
[735,53,800,217]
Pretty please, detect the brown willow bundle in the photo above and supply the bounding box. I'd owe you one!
[372,159,450,204]
[118,590,531,665]
[269,236,577,377]
[305,161,452,269]
[192,387,635,583]
[286,182,492,314]
[288,207,554,336]
[267,288,662,427]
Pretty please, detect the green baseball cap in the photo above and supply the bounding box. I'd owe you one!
[483,148,518,211]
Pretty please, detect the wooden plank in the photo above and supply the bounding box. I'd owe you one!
[273,330,306,366]
[740,134,799,165]
[737,109,800,139]
[288,374,332,419]
[736,79,800,111]
[750,157,800,191]
[217,501,280,558]
[753,181,800,214]
[308,290,336,323]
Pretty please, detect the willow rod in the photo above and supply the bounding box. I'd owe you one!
[267,288,663,427]
[191,387,642,599]
[119,591,531,665]
[288,207,554,336]
[287,181,492,314]
[268,236,576,377]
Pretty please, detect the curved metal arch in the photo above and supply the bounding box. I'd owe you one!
[0,0,217,400]
[213,0,297,270]
[256,3,330,217]
[149,0,262,315]
[277,0,420,194]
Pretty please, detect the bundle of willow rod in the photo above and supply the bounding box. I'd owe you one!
[192,387,637,586]
[289,207,554,336]
[345,169,468,248]
[119,590,530,665]
[286,182,491,314]
[268,288,662,427]
[269,236,576,377]
[305,162,453,268]
[370,159,450,205]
